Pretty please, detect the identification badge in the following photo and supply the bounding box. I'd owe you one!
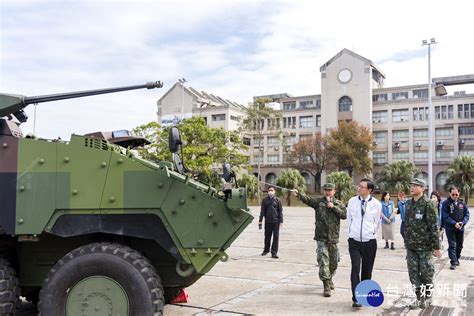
[415,212,423,220]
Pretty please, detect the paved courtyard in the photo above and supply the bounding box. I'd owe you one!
[165,206,473,316]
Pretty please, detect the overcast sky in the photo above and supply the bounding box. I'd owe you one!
[1,0,473,139]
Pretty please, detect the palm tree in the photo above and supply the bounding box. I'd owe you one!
[327,171,355,204]
[238,174,259,201]
[276,169,306,206]
[376,160,419,194]
[445,155,474,204]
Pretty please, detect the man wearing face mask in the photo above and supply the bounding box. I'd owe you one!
[442,186,470,270]
[294,183,347,297]
[258,186,283,259]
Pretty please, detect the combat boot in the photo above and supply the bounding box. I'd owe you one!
[323,280,331,297]
[329,278,335,290]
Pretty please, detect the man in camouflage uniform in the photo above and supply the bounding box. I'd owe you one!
[294,183,347,297]
[404,178,441,309]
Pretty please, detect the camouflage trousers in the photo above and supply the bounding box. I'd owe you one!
[406,249,435,298]
[316,241,339,281]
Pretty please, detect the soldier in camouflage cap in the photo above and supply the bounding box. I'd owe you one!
[404,178,441,309]
[294,183,347,297]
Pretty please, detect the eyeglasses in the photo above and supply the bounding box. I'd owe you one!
[451,194,459,197]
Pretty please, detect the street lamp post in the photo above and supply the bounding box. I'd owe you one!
[422,38,437,192]
[178,78,187,122]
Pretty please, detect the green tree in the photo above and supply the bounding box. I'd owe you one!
[238,174,259,200]
[327,121,374,177]
[240,98,283,201]
[445,155,474,204]
[133,117,249,188]
[376,160,419,194]
[288,133,334,192]
[276,168,306,206]
[327,171,355,204]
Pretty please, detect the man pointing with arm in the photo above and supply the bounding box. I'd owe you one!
[294,183,347,297]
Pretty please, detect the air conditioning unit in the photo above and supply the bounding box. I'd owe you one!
[273,146,279,151]
[373,141,378,146]
[459,139,465,145]
[415,142,422,147]
[436,140,444,146]
[393,142,400,148]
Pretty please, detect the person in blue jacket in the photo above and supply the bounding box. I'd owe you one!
[397,191,407,240]
[442,186,470,270]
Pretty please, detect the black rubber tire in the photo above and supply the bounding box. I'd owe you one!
[0,258,20,315]
[38,242,164,316]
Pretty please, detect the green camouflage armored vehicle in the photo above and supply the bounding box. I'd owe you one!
[0,82,253,315]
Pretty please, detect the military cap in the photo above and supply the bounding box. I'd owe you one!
[323,183,336,190]
[410,178,427,187]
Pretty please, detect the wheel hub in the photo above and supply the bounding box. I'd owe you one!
[66,276,129,316]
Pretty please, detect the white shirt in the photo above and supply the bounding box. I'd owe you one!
[347,195,382,242]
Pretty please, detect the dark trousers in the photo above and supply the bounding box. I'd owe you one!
[445,229,464,264]
[264,222,280,255]
[348,238,377,302]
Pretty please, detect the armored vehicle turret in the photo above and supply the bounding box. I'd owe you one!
[0,82,252,315]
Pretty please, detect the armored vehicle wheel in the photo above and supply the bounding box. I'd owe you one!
[38,243,164,316]
[0,258,19,315]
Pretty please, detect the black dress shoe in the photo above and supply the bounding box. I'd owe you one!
[352,302,362,308]
[261,251,269,256]
[450,264,456,270]
[271,254,279,259]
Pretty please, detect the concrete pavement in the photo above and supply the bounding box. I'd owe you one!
[165,206,473,316]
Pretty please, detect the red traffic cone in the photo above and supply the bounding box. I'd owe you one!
[170,288,188,303]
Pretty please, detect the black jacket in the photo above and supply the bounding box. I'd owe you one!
[259,196,283,224]
[442,197,470,231]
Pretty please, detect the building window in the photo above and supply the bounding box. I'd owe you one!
[374,132,387,144]
[283,117,296,129]
[392,92,408,100]
[392,109,409,122]
[299,116,313,128]
[459,126,474,135]
[413,89,428,99]
[299,134,312,142]
[460,150,474,156]
[316,115,321,127]
[435,128,453,137]
[373,94,388,102]
[436,172,448,189]
[414,151,428,161]
[253,137,263,147]
[338,96,352,112]
[393,152,409,160]
[413,129,428,138]
[373,152,386,164]
[230,115,241,121]
[301,172,311,186]
[315,99,321,109]
[265,173,277,184]
[393,130,409,140]
[253,155,263,164]
[243,137,251,146]
[434,105,453,120]
[372,111,388,123]
[299,100,314,109]
[413,107,429,121]
[284,135,296,145]
[267,155,279,163]
[267,136,279,145]
[283,102,296,110]
[212,114,226,121]
[436,151,454,159]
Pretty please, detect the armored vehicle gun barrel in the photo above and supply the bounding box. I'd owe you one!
[0,81,163,121]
